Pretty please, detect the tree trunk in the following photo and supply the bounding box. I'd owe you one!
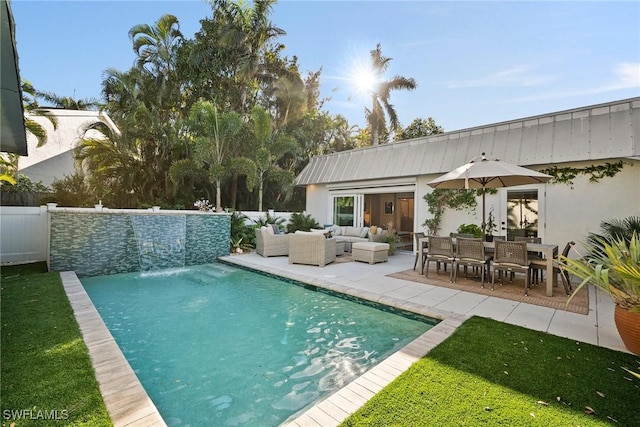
[215,180,222,213]
[230,173,238,210]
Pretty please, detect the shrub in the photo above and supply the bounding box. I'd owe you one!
[286,212,320,233]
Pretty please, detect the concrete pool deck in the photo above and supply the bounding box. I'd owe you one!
[62,251,626,427]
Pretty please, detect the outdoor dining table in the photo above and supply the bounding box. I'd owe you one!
[418,237,559,297]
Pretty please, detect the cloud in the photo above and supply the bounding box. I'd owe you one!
[445,66,555,89]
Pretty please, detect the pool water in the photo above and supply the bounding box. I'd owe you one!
[81,263,435,426]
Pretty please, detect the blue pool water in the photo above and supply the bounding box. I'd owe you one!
[81,263,436,426]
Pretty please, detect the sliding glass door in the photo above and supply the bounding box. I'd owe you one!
[332,194,364,226]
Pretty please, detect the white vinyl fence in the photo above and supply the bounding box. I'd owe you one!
[0,207,296,265]
[0,206,49,264]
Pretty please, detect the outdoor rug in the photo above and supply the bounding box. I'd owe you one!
[387,266,589,315]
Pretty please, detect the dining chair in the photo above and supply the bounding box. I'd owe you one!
[491,240,530,295]
[413,232,427,271]
[529,241,575,295]
[454,237,492,288]
[515,236,543,283]
[425,236,456,282]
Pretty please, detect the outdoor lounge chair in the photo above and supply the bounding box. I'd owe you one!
[255,227,290,257]
[288,231,336,267]
[491,240,530,295]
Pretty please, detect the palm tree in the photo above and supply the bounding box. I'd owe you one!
[247,106,298,211]
[214,0,285,115]
[184,100,243,212]
[35,90,100,110]
[129,14,182,78]
[365,43,417,145]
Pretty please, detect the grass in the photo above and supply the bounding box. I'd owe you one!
[1,262,111,426]
[342,316,640,426]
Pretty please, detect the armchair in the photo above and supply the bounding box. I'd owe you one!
[255,227,289,257]
[288,231,336,267]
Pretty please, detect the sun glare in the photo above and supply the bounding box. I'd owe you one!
[353,67,377,95]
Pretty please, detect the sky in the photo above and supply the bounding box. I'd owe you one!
[10,0,640,133]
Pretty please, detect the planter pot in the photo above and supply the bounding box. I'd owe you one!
[614,304,640,355]
[484,235,494,242]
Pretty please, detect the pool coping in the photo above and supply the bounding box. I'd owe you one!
[62,262,467,427]
[60,271,167,427]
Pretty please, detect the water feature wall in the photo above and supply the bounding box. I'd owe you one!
[49,209,230,277]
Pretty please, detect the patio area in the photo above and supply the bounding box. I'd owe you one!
[220,250,627,427]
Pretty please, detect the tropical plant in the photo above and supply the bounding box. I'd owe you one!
[562,232,640,312]
[183,100,243,212]
[246,106,298,211]
[456,223,483,238]
[364,43,417,146]
[230,211,255,251]
[483,207,498,237]
[252,212,286,230]
[587,216,640,249]
[286,212,320,233]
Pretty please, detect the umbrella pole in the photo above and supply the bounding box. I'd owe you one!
[481,189,486,235]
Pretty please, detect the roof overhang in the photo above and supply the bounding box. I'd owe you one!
[1,0,27,156]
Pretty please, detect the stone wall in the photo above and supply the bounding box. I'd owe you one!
[49,210,230,277]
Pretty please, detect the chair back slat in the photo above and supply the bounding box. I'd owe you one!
[428,236,454,257]
[456,237,485,261]
[414,232,425,246]
[494,240,528,266]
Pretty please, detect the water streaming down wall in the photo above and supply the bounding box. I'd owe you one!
[130,215,186,271]
[49,209,230,277]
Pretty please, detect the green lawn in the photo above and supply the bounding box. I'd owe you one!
[342,316,640,426]
[1,262,111,426]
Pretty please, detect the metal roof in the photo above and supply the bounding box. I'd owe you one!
[295,97,640,186]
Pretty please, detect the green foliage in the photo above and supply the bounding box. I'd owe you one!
[395,116,444,141]
[230,211,256,251]
[1,263,112,426]
[422,188,478,235]
[286,212,320,233]
[1,174,51,193]
[342,317,639,426]
[252,212,286,229]
[379,232,401,255]
[540,161,624,186]
[50,172,97,207]
[456,223,483,238]
[562,232,640,312]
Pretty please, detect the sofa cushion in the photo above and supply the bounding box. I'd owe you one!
[329,225,342,235]
[342,226,362,237]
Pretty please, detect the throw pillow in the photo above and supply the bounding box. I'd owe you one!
[369,225,378,236]
[270,224,280,234]
[330,225,342,236]
[359,227,369,238]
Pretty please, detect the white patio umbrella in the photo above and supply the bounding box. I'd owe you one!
[426,153,552,232]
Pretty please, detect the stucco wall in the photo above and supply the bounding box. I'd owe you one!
[308,159,640,252]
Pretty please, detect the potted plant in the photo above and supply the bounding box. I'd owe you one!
[561,232,640,355]
[483,207,498,242]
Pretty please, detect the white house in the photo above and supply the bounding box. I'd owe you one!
[295,97,640,249]
[18,109,117,186]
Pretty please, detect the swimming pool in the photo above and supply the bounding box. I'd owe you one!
[81,263,436,426]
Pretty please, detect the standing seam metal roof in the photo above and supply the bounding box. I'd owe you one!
[295,97,640,186]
